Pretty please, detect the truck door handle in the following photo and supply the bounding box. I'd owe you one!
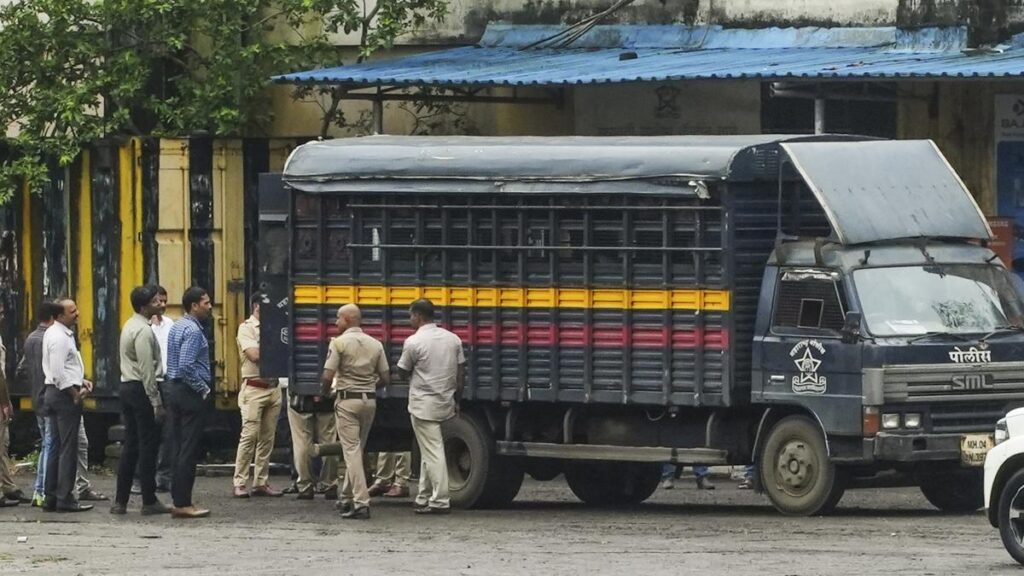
[769,375,785,383]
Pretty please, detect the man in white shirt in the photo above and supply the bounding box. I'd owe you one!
[396,299,465,515]
[148,286,175,491]
[151,287,175,375]
[42,299,94,512]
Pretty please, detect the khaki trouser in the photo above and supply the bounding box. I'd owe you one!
[0,418,17,495]
[334,394,376,507]
[233,382,282,488]
[374,452,411,488]
[411,415,449,509]
[287,404,340,492]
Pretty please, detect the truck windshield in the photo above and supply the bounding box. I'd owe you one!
[853,264,1024,337]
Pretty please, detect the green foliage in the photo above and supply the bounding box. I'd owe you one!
[0,0,450,202]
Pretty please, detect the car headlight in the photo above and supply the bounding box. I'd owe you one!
[882,413,900,430]
[996,418,1009,445]
[904,413,922,429]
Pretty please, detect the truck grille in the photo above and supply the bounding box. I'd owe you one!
[883,362,1024,403]
[928,401,1011,433]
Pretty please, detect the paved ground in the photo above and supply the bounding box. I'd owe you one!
[0,470,1017,576]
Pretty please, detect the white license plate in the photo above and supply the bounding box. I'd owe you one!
[960,433,995,466]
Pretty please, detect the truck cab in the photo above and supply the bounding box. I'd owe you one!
[752,141,1022,514]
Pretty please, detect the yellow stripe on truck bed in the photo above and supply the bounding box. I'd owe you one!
[294,285,730,312]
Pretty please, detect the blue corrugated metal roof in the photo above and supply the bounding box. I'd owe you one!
[273,24,1024,86]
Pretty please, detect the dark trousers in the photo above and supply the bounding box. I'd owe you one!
[155,414,175,487]
[135,385,174,489]
[166,380,207,508]
[116,381,159,506]
[44,386,83,506]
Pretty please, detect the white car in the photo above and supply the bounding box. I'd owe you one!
[984,407,1024,564]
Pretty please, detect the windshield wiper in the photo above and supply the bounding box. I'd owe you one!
[906,331,973,344]
[979,325,1024,344]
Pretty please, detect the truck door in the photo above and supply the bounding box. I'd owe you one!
[257,173,290,379]
[757,268,864,437]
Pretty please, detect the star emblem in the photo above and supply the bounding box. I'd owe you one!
[794,348,821,377]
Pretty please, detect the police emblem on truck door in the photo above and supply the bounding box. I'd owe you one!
[790,339,827,395]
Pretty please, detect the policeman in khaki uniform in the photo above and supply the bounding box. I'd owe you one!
[232,292,283,498]
[320,304,389,520]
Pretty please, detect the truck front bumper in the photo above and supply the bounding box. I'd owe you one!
[869,432,962,462]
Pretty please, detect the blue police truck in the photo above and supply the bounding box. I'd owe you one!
[258,135,1024,515]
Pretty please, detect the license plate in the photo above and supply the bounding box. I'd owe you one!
[960,433,995,466]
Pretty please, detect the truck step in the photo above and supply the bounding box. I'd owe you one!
[495,441,728,464]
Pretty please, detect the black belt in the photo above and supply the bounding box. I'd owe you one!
[339,390,375,400]
[245,378,278,389]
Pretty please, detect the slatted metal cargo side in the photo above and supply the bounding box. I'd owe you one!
[288,188,735,408]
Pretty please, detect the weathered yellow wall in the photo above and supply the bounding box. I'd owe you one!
[156,139,191,315]
[212,140,246,397]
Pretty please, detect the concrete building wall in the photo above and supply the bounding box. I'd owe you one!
[574,81,761,136]
[328,0,1024,46]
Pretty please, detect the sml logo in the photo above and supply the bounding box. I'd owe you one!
[790,339,827,395]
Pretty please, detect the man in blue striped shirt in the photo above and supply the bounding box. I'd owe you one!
[164,286,213,519]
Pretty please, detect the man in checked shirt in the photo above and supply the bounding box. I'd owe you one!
[164,286,214,519]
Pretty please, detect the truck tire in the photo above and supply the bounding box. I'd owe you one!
[564,462,661,506]
[998,468,1024,565]
[760,415,845,516]
[919,469,983,513]
[441,412,524,509]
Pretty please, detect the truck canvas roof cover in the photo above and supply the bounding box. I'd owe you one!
[780,140,991,245]
[283,134,802,191]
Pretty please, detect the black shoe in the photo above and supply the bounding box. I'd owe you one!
[42,499,57,512]
[296,488,314,500]
[335,501,354,514]
[282,482,299,495]
[341,506,370,520]
[323,486,338,501]
[78,488,109,501]
[5,489,31,504]
[414,506,450,515]
[110,503,127,515]
[57,502,94,513]
[141,501,171,516]
[0,498,18,507]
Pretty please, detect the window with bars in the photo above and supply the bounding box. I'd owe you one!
[772,269,847,333]
[294,192,726,287]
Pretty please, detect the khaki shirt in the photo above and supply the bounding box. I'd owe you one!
[237,315,261,379]
[323,327,389,393]
[397,323,465,421]
[119,313,163,407]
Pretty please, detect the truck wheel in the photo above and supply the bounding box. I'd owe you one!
[919,469,983,513]
[998,468,1024,565]
[442,412,524,509]
[760,415,844,516]
[564,462,661,506]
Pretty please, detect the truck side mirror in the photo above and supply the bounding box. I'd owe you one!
[841,311,862,344]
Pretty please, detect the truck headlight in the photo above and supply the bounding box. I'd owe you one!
[996,418,1009,445]
[904,413,922,429]
[882,413,901,430]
